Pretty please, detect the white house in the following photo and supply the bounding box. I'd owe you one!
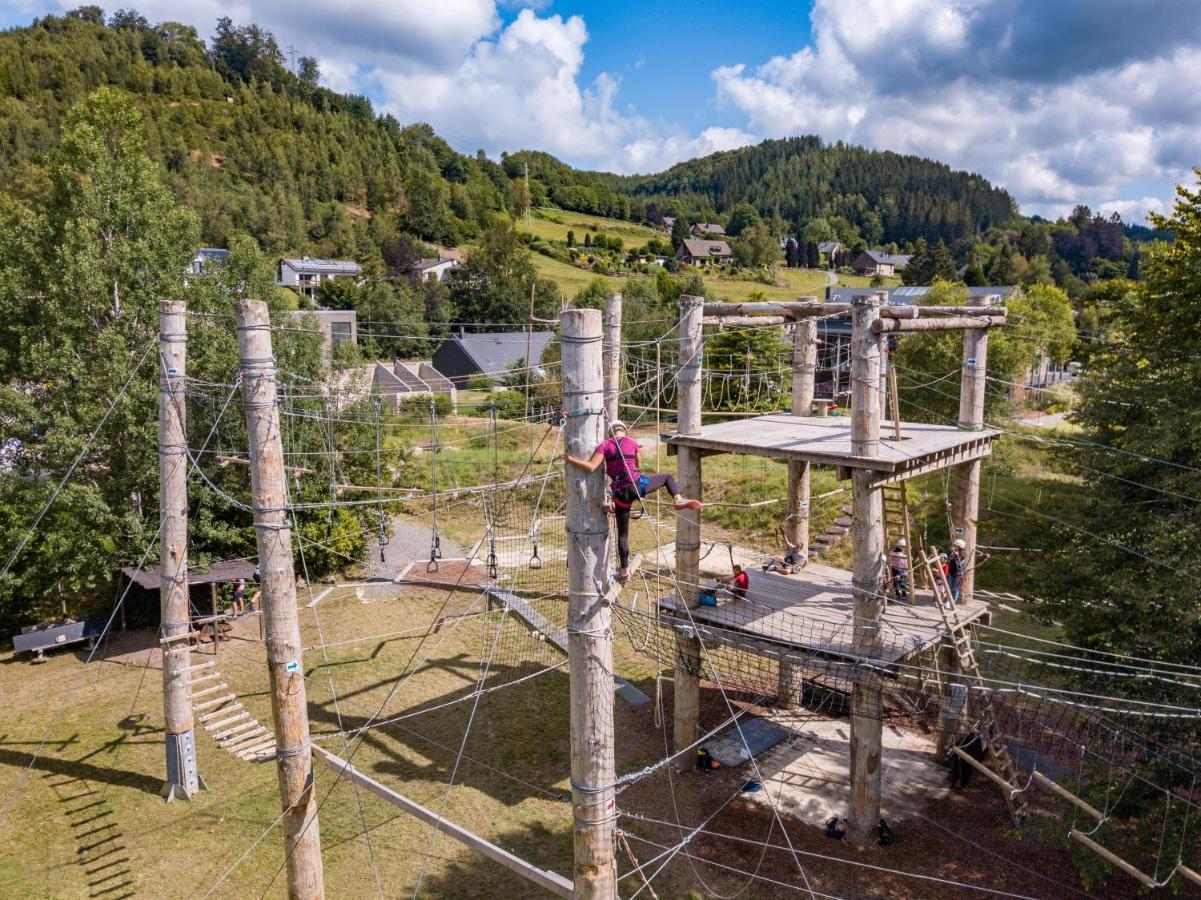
[414,257,461,283]
[676,238,734,266]
[278,256,362,299]
[187,247,229,277]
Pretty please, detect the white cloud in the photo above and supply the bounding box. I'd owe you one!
[712,0,1198,220]
[1097,196,1168,223]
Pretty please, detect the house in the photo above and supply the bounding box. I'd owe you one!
[414,257,460,283]
[186,247,229,277]
[431,329,555,387]
[818,241,843,261]
[690,223,726,237]
[676,238,734,266]
[277,256,362,299]
[661,216,676,233]
[369,360,458,412]
[289,308,358,357]
[851,250,912,277]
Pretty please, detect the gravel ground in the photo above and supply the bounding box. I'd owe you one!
[365,516,466,580]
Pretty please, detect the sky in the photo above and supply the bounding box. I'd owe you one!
[3,0,1200,222]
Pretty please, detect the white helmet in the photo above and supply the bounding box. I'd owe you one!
[896,538,907,548]
[608,419,627,434]
[953,539,967,550]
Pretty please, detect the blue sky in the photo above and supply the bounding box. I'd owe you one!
[3,0,1198,222]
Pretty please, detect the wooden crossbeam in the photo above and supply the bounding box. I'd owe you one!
[1032,771,1103,820]
[950,746,1015,795]
[313,745,573,898]
[873,316,1006,333]
[1177,864,1201,887]
[1069,830,1157,888]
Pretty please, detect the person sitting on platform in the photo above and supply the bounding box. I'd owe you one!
[564,420,701,582]
[887,539,910,604]
[719,564,750,600]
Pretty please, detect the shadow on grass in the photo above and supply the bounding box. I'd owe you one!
[0,746,163,797]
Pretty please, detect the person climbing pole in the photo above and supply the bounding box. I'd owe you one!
[564,420,701,581]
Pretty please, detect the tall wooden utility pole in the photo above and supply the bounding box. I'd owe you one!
[951,294,994,604]
[561,308,617,899]
[159,300,201,800]
[602,292,623,424]
[672,296,704,765]
[235,299,325,899]
[847,292,886,846]
[779,317,817,709]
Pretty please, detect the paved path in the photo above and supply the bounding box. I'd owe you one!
[366,516,465,581]
[1011,411,1069,429]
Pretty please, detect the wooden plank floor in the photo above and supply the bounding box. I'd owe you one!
[666,414,996,472]
[659,562,988,666]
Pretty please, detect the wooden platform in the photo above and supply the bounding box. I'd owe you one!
[666,414,995,481]
[658,563,989,670]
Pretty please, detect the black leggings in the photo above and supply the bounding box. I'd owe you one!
[613,474,679,568]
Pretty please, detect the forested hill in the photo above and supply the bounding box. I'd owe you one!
[598,137,1017,246]
[0,10,510,255]
[0,11,1023,257]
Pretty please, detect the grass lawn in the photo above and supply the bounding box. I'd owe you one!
[531,252,900,302]
[519,208,662,245]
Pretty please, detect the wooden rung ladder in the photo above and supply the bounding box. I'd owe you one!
[920,550,1027,824]
[186,661,278,764]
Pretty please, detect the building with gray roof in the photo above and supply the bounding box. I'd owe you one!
[432,330,555,387]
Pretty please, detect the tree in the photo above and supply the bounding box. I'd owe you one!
[732,222,780,270]
[1038,173,1201,673]
[448,215,559,323]
[902,237,932,285]
[705,326,789,411]
[928,240,959,283]
[670,215,690,250]
[566,229,575,248]
[726,202,760,237]
[893,281,1073,423]
[297,56,320,85]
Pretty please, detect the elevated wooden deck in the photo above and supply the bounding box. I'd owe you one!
[666,414,995,482]
[658,563,989,671]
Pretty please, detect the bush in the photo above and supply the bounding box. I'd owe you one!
[399,393,453,419]
[490,388,528,420]
[466,372,496,391]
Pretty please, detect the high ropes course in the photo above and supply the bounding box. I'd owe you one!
[2,293,1200,899]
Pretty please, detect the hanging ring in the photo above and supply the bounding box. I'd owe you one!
[426,550,439,574]
[487,552,499,580]
[529,543,543,570]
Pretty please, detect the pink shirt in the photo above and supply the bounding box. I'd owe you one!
[598,436,640,487]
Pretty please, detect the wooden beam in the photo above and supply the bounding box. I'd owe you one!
[216,454,313,475]
[950,746,1016,795]
[1069,830,1157,888]
[1032,771,1103,820]
[872,316,1007,333]
[312,747,573,897]
[880,305,1008,319]
[703,315,791,327]
[1177,864,1201,887]
[702,300,824,318]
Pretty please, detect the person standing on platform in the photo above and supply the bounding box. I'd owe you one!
[947,539,966,603]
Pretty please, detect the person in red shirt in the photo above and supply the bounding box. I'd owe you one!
[565,420,701,581]
[720,564,750,600]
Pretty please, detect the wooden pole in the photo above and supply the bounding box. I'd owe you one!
[562,308,616,899]
[312,746,573,898]
[848,291,886,846]
[780,317,816,707]
[673,296,704,767]
[234,299,325,899]
[159,300,201,801]
[603,292,622,425]
[951,294,994,604]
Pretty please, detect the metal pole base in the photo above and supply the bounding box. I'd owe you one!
[162,729,201,801]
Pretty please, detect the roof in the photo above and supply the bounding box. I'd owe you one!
[280,256,362,275]
[817,241,842,253]
[691,223,726,235]
[824,286,1016,306]
[415,258,458,271]
[195,247,229,260]
[449,331,554,376]
[121,559,256,590]
[679,238,733,258]
[860,250,912,267]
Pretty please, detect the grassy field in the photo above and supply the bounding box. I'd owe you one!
[518,207,662,244]
[530,252,899,301]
